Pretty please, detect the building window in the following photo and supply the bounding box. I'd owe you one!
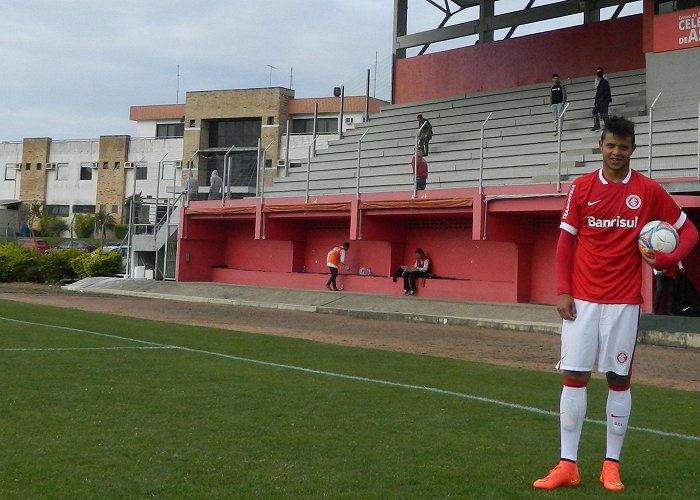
[56,163,69,181]
[267,116,275,125]
[156,122,184,138]
[189,119,195,127]
[37,163,42,170]
[161,161,178,180]
[208,118,261,148]
[265,159,272,169]
[25,163,31,171]
[135,163,148,180]
[102,161,109,169]
[4,163,17,181]
[114,161,120,170]
[46,205,70,217]
[111,204,118,213]
[290,162,302,169]
[80,163,93,180]
[291,118,338,135]
[72,204,95,213]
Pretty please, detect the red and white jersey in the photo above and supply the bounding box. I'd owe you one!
[560,168,685,304]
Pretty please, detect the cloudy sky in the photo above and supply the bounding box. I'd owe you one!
[0,0,640,141]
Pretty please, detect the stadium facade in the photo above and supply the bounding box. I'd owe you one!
[3,1,700,310]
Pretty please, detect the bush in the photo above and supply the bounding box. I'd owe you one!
[71,251,123,279]
[0,245,40,282]
[39,215,69,237]
[74,214,95,239]
[38,249,83,283]
[114,224,128,240]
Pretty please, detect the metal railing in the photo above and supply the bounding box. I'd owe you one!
[648,91,662,178]
[478,112,493,196]
[355,129,369,198]
[556,102,570,193]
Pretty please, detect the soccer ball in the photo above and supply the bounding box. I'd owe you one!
[638,220,679,254]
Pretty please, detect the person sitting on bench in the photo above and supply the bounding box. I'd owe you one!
[403,248,430,296]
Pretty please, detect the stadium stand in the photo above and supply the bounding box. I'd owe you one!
[264,69,687,198]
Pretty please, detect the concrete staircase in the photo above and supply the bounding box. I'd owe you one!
[264,69,700,197]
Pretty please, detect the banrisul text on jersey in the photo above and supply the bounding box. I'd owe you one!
[585,216,639,228]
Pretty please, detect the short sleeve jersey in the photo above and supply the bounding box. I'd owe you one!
[560,168,685,304]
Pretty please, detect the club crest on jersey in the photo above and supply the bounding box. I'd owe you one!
[625,194,641,210]
[616,352,629,364]
[586,216,639,228]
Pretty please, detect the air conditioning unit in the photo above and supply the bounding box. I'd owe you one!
[174,161,182,168]
[13,163,22,170]
[90,162,99,169]
[124,162,135,169]
[45,163,57,170]
[277,160,286,167]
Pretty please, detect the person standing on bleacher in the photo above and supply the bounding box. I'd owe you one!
[550,73,567,136]
[416,114,433,155]
[591,67,612,131]
[411,148,428,191]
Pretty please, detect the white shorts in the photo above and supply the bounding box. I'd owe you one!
[558,299,640,375]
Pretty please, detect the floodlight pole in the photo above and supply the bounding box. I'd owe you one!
[154,152,168,280]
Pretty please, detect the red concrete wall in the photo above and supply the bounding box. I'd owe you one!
[394,16,645,103]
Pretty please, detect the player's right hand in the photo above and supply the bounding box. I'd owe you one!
[556,294,577,320]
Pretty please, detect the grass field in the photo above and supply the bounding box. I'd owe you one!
[0,299,698,498]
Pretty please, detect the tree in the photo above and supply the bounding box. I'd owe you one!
[19,202,45,235]
[93,208,116,247]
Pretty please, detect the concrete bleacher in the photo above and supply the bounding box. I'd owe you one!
[265,69,700,198]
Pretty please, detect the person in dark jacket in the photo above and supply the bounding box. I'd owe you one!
[591,68,612,131]
[416,114,433,155]
[550,74,567,136]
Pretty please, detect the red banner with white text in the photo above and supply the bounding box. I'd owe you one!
[653,8,700,53]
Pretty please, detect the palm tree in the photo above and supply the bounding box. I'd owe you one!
[93,208,116,248]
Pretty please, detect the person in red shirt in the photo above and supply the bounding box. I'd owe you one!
[402,248,430,295]
[411,149,428,191]
[533,116,698,492]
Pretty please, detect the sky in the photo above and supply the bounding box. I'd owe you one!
[0,0,641,141]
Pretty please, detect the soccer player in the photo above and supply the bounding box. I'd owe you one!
[533,116,698,491]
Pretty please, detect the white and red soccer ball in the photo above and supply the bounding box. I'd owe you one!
[638,220,679,254]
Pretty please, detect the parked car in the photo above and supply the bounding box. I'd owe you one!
[16,237,51,253]
[49,240,96,252]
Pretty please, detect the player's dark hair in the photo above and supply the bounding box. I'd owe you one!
[601,116,635,144]
[552,73,559,79]
[342,242,350,249]
[415,248,425,257]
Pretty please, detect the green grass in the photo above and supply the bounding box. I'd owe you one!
[0,300,698,498]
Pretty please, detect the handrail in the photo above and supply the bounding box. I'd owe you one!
[305,136,320,203]
[648,91,662,178]
[478,112,493,196]
[413,121,427,199]
[556,102,570,193]
[260,141,274,200]
[356,129,369,198]
[222,144,236,206]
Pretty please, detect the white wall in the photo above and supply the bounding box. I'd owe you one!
[281,112,365,163]
[0,142,23,201]
[135,120,183,138]
[127,137,184,200]
[45,140,99,209]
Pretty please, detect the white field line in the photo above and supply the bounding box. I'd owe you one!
[3,316,699,443]
[0,346,175,352]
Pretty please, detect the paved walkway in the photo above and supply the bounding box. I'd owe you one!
[65,278,700,349]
